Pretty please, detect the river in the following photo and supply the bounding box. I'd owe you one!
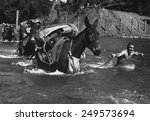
[0,37,150,104]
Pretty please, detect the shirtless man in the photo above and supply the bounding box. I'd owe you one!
[111,43,144,66]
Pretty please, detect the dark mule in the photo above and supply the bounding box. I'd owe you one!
[17,21,40,56]
[2,25,13,41]
[17,26,35,56]
[35,16,101,73]
[30,24,79,66]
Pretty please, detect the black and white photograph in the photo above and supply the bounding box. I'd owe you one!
[0,0,150,106]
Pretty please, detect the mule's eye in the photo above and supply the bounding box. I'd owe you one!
[90,33,95,39]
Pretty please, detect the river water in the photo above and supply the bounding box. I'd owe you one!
[0,37,150,104]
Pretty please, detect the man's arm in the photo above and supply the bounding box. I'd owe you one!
[111,50,126,58]
[133,51,144,56]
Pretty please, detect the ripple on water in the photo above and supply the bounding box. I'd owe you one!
[12,60,33,67]
[102,95,136,104]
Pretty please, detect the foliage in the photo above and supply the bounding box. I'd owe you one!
[0,0,52,24]
[66,0,150,15]
[1,0,150,24]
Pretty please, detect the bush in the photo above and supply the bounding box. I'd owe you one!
[0,0,52,24]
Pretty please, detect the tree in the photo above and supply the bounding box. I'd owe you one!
[0,0,52,24]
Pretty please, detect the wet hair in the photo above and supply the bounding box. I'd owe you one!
[127,42,134,49]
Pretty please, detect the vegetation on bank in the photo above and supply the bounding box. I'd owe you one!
[1,0,150,24]
[0,0,52,24]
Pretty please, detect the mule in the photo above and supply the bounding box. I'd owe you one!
[17,22,78,57]
[17,22,39,56]
[17,27,36,56]
[2,25,13,42]
[35,16,101,73]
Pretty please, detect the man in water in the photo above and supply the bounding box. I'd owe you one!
[111,43,144,67]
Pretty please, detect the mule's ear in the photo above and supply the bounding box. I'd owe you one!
[84,16,90,27]
[93,19,98,28]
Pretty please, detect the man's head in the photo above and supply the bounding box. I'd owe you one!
[127,42,134,53]
[36,21,41,29]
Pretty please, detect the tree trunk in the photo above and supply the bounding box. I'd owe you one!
[51,0,57,10]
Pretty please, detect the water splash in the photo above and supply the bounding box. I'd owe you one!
[82,61,114,69]
[0,54,20,59]
[102,95,136,104]
[1,40,19,43]
[117,64,135,70]
[24,68,95,76]
[12,60,33,67]
[24,68,64,75]
[82,61,136,71]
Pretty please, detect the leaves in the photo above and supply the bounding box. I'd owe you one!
[1,0,150,24]
[0,0,52,24]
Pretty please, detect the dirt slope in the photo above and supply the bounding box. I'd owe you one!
[59,7,150,37]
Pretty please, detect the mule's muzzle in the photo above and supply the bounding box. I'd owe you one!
[93,48,101,56]
[92,43,101,56]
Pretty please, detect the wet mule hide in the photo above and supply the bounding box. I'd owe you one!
[35,16,101,73]
[34,27,78,70]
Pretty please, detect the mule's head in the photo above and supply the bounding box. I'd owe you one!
[84,16,101,56]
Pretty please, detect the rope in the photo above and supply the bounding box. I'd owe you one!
[98,57,113,67]
[68,38,73,58]
[96,49,114,67]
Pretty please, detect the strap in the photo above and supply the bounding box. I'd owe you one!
[68,39,73,59]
